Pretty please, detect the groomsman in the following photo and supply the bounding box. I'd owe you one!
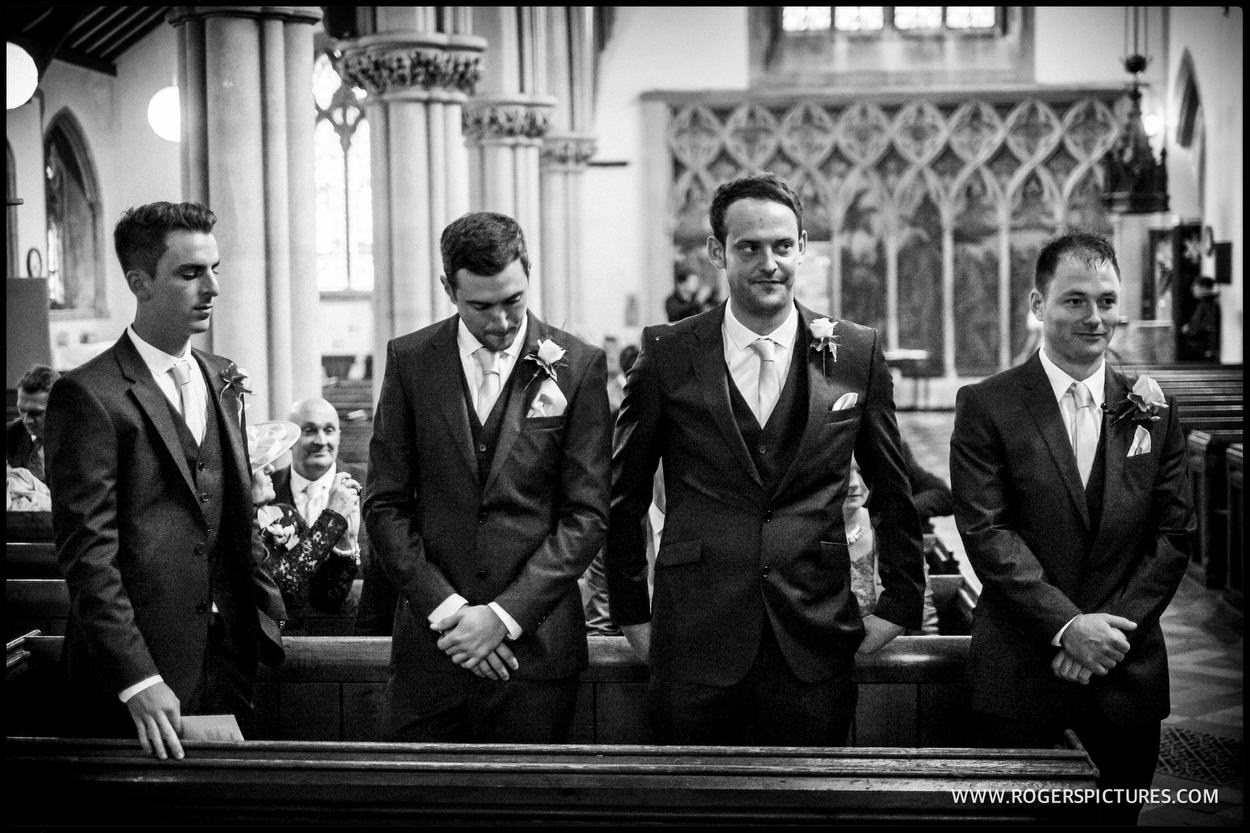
[950,232,1195,825]
[365,211,610,742]
[607,172,925,745]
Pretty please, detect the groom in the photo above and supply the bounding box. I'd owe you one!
[607,172,925,745]
[365,211,611,743]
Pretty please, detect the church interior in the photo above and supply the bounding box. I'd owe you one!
[5,6,1243,825]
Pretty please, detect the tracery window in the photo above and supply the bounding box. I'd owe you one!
[313,49,373,293]
[44,112,105,317]
[781,7,1000,34]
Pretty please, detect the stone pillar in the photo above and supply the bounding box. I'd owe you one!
[334,16,486,404]
[462,95,555,314]
[170,6,322,421]
[538,7,598,333]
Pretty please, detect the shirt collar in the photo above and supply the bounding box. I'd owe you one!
[290,463,336,496]
[1038,348,1106,407]
[456,315,528,361]
[127,325,192,375]
[722,301,799,354]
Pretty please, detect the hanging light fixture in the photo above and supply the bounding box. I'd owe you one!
[1103,7,1168,213]
[147,85,181,142]
[7,42,39,110]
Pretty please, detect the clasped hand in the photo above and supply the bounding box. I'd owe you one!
[432,604,518,681]
[1053,612,1137,684]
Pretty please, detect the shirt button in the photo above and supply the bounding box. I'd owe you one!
[763,510,773,523]
[758,445,768,455]
[197,462,207,471]
[761,565,771,577]
[200,493,210,503]
[477,443,488,453]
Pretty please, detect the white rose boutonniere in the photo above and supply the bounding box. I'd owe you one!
[526,338,568,382]
[809,317,840,373]
[1103,373,1169,427]
[265,521,300,551]
[219,362,253,424]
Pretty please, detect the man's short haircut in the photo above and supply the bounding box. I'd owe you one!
[114,201,217,277]
[1034,232,1120,295]
[17,364,59,395]
[440,211,530,290]
[708,172,804,246]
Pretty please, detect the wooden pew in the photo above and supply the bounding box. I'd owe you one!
[5,541,58,578]
[5,510,54,542]
[1115,363,1243,436]
[4,735,1099,826]
[1226,444,1244,611]
[8,633,975,748]
[1187,429,1244,590]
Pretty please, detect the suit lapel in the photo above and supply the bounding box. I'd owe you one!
[773,305,846,499]
[1091,366,1132,550]
[484,312,547,494]
[426,318,478,479]
[690,306,762,488]
[198,350,248,490]
[117,333,197,496]
[1020,354,1091,529]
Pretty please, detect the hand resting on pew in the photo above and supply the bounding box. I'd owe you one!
[125,680,184,761]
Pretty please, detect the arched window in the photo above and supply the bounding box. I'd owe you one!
[313,45,372,293]
[44,111,106,317]
[6,141,17,279]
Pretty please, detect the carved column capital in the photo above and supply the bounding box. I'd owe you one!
[541,132,598,168]
[462,96,558,145]
[168,6,323,26]
[335,33,487,102]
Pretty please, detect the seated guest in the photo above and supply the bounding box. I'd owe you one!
[7,462,51,511]
[901,439,954,534]
[248,421,361,629]
[7,364,60,486]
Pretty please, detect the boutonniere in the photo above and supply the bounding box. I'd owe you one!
[524,338,568,382]
[219,361,252,421]
[1103,373,1168,427]
[809,317,840,373]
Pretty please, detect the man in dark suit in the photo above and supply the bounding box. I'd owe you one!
[7,364,60,484]
[950,232,1195,824]
[44,202,285,761]
[607,172,925,745]
[365,211,610,742]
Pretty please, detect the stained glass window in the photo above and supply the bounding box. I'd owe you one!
[780,7,1000,34]
[313,50,373,293]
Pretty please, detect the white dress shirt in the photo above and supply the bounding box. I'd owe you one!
[426,317,530,641]
[1037,348,1106,647]
[722,301,800,423]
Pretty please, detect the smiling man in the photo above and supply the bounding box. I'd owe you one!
[364,211,610,743]
[950,232,1195,824]
[44,202,285,761]
[607,172,924,745]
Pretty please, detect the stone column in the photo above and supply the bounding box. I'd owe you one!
[170,6,321,421]
[334,18,485,404]
[462,95,556,314]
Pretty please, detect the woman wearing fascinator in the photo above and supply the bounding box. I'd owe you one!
[247,420,361,631]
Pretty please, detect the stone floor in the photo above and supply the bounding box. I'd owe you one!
[899,409,1244,827]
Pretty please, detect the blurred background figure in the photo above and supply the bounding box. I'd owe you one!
[664,266,716,322]
[7,364,59,487]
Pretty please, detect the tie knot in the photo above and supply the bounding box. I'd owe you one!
[1069,381,1094,409]
[749,338,777,363]
[475,348,501,374]
[169,360,191,387]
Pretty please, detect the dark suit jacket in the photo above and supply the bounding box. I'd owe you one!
[364,312,611,680]
[607,302,925,686]
[7,418,37,470]
[44,333,285,727]
[950,353,1195,725]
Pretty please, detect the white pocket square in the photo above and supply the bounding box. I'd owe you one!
[831,392,859,412]
[527,377,568,418]
[1127,425,1151,457]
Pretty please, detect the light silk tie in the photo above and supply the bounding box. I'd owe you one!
[301,482,326,524]
[1067,381,1100,487]
[168,360,200,442]
[474,348,503,423]
[748,337,781,426]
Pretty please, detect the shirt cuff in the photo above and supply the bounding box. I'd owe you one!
[119,675,163,703]
[429,594,467,628]
[1052,615,1080,647]
[488,601,523,640]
